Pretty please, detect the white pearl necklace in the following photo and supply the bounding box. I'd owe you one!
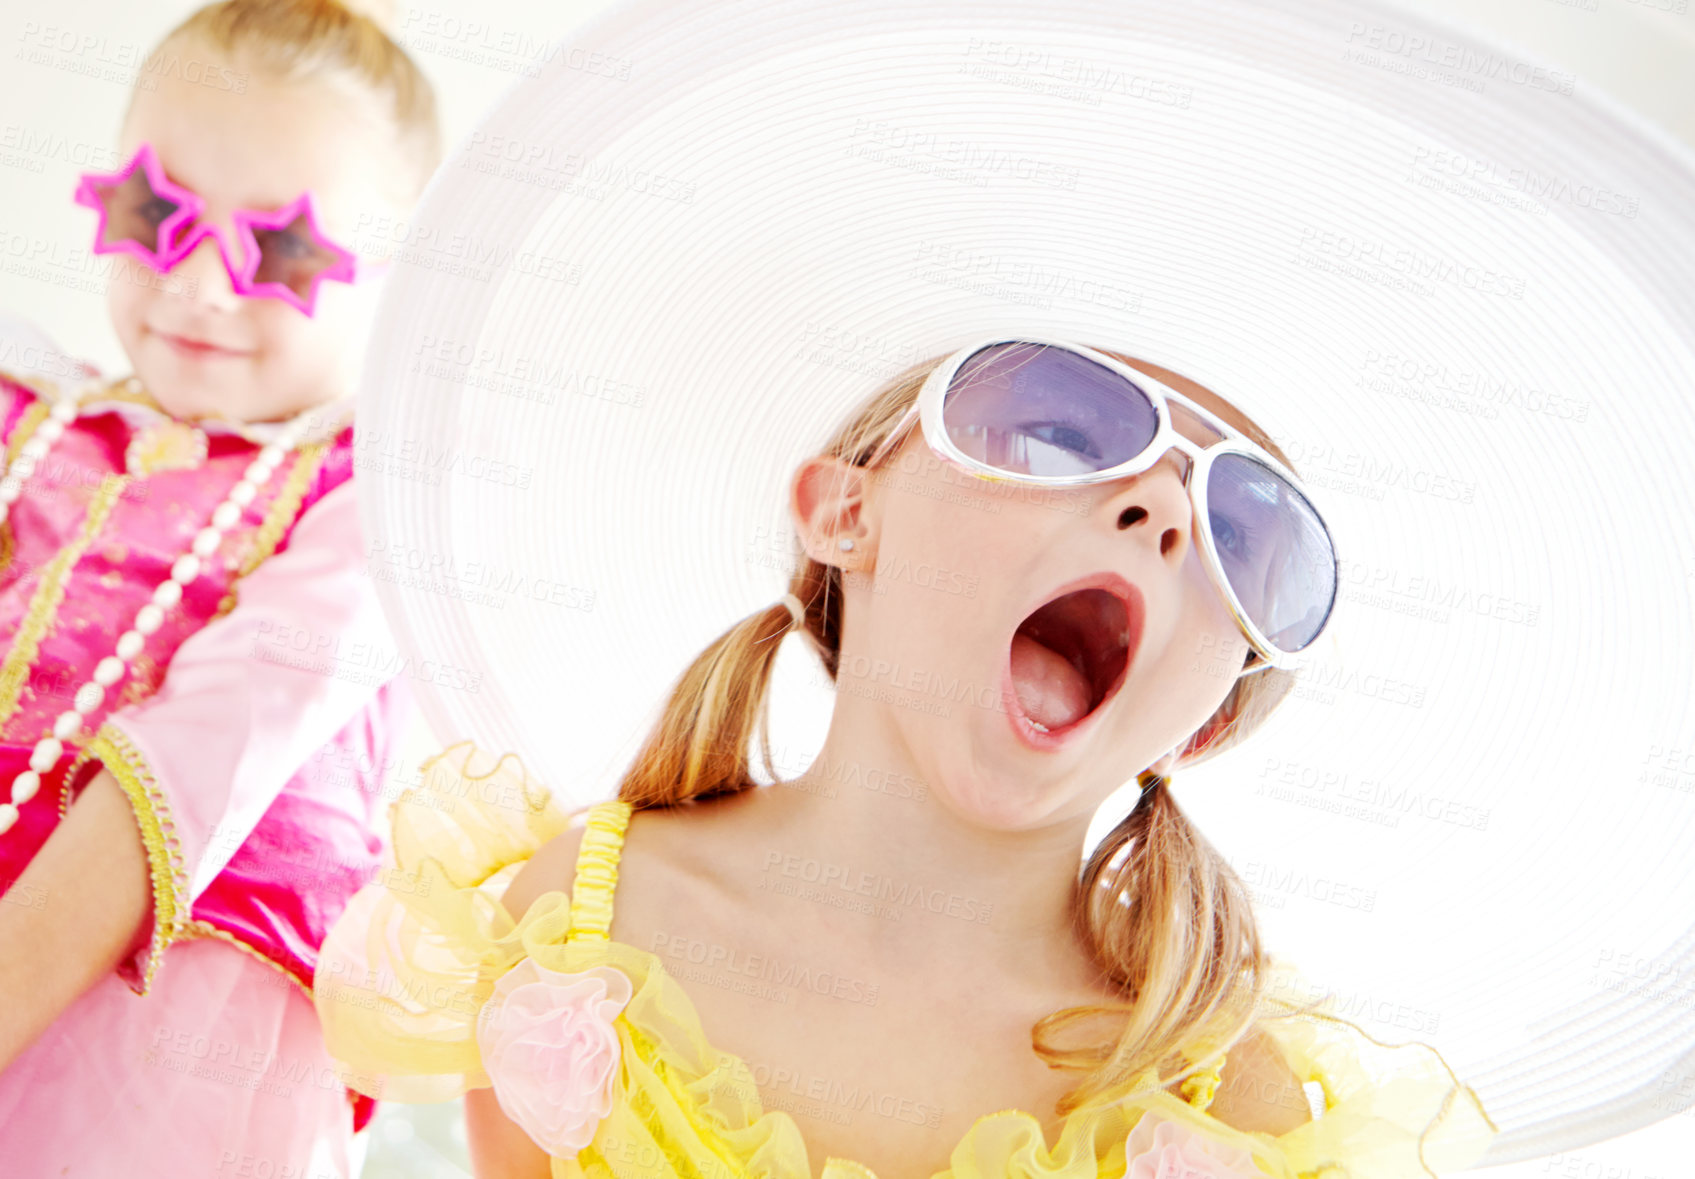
[0,384,314,836]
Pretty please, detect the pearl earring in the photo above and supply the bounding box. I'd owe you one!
[838,537,855,552]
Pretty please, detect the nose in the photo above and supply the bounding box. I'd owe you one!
[1103,447,1193,565]
[168,231,242,313]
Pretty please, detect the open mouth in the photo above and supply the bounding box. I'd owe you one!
[1006,579,1141,743]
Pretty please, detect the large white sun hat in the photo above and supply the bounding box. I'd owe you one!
[350,0,1695,1163]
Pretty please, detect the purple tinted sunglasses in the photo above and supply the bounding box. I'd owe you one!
[864,338,1340,672]
[74,142,385,316]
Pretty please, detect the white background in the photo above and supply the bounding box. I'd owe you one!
[1,0,1690,1174]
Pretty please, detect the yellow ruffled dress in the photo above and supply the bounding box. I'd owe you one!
[314,744,1500,1179]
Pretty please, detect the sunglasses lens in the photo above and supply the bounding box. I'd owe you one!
[940,342,1159,476]
[92,168,183,260]
[1206,453,1336,653]
[936,340,1336,655]
[249,214,344,302]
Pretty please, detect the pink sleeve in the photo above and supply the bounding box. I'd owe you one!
[94,479,402,903]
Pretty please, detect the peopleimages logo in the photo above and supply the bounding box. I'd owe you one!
[1296,226,1528,301]
[1236,860,1378,912]
[1343,23,1577,95]
[648,933,881,1006]
[759,851,995,924]
[1407,148,1640,220]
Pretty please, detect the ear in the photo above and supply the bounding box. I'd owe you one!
[790,453,874,570]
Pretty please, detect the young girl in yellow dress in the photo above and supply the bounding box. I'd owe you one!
[315,340,1497,1179]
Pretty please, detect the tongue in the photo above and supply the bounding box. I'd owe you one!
[1010,633,1093,730]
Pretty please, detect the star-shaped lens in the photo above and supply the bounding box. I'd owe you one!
[234,195,358,316]
[73,143,203,267]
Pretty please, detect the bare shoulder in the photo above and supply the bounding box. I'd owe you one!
[501,819,589,923]
[1206,1025,1314,1137]
[614,788,765,888]
[499,795,730,928]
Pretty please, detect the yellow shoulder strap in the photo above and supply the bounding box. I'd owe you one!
[566,799,634,943]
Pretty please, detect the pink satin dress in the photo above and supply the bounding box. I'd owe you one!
[0,320,411,1177]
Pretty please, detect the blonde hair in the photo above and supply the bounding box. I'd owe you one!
[618,347,1314,1115]
[139,0,441,198]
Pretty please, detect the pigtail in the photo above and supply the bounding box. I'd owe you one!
[613,362,920,811]
[617,525,850,809]
[1033,767,1267,1114]
[618,599,796,808]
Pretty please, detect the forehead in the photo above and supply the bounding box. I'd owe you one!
[1106,353,1255,445]
[116,37,395,222]
[1110,355,1246,429]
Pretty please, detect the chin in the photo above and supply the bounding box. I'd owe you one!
[142,354,298,425]
[137,366,230,421]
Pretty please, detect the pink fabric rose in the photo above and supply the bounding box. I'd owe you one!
[1125,1111,1270,1179]
[475,959,634,1156]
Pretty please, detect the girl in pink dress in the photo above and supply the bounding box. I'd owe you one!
[0,1,441,1173]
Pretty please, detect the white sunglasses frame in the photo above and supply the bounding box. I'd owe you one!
[861,336,1339,675]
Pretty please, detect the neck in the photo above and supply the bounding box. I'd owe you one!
[744,699,1111,989]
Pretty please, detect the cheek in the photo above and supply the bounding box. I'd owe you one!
[1174,576,1251,690]
[888,452,1024,552]
[888,487,1022,609]
[106,280,150,347]
[249,302,348,377]
[1115,598,1241,764]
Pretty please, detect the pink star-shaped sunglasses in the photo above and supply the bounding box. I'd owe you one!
[74,142,385,316]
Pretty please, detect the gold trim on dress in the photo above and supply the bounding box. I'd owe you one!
[213,442,331,619]
[86,720,191,995]
[3,365,353,445]
[179,919,314,1001]
[0,396,53,582]
[112,651,164,712]
[58,743,98,818]
[89,379,168,414]
[124,418,210,477]
[79,375,353,448]
[3,396,52,464]
[0,474,130,729]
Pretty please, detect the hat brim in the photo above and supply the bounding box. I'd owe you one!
[353,0,1695,1158]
